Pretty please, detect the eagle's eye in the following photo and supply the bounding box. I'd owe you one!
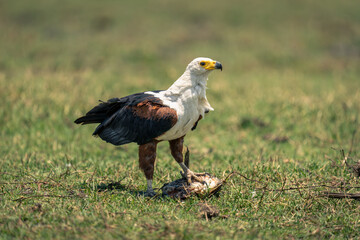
[199,61,206,66]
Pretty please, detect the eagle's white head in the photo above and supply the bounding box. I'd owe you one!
[164,57,222,98]
[186,57,222,75]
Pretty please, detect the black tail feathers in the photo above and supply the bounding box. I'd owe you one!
[74,114,106,125]
[74,98,122,125]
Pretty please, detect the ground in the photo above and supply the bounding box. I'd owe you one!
[1,0,360,239]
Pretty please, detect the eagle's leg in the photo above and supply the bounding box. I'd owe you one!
[139,141,158,197]
[169,136,205,184]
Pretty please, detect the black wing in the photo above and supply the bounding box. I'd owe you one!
[74,92,177,145]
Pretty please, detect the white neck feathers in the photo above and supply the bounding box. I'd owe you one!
[166,69,209,97]
[162,68,213,116]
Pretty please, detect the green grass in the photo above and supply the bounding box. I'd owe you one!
[1,0,360,239]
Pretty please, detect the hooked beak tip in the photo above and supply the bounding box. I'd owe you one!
[215,61,222,71]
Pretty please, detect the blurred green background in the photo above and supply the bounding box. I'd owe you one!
[1,0,360,239]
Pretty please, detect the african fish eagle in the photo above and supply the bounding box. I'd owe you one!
[74,57,222,196]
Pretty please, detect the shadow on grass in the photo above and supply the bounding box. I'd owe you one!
[79,180,164,198]
[96,181,127,192]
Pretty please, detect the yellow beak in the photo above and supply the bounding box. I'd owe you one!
[205,61,223,71]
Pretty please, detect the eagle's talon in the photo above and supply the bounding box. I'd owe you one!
[185,170,206,184]
[143,190,156,198]
[186,173,193,184]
